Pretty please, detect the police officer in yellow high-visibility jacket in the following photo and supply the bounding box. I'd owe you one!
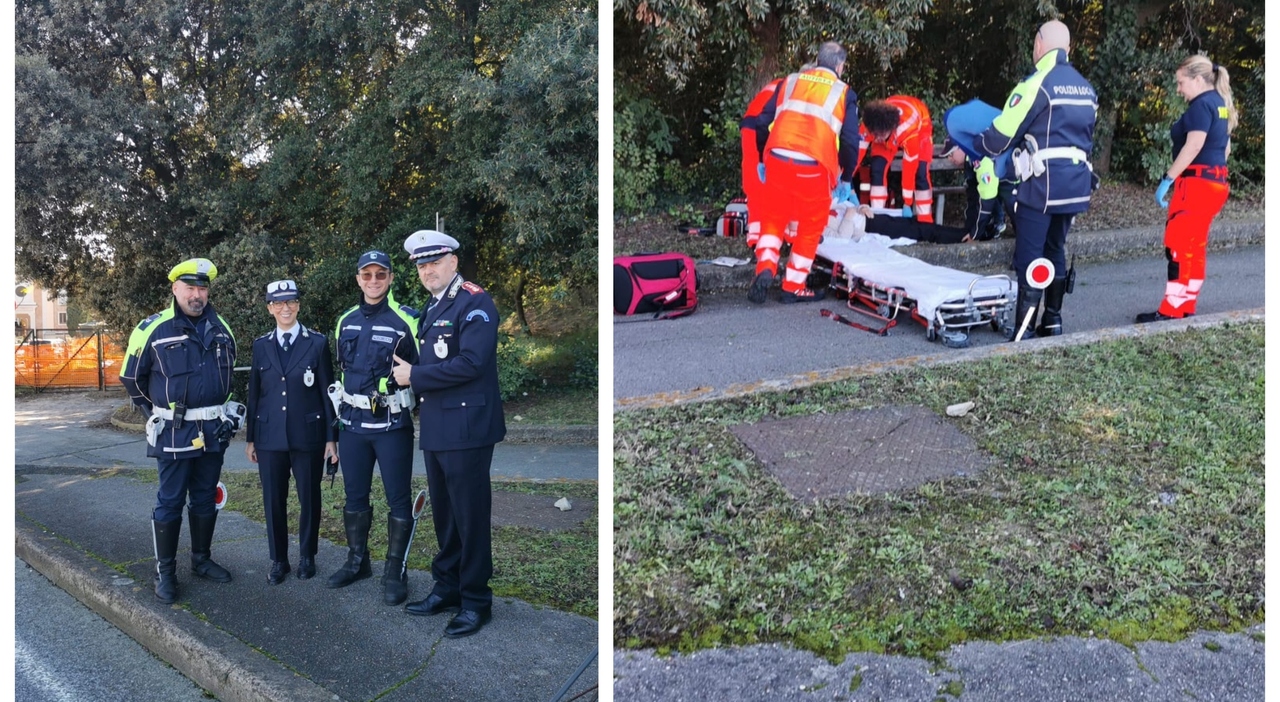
[973,20,1098,339]
[120,258,239,604]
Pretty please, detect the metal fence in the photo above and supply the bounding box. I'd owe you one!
[14,328,126,391]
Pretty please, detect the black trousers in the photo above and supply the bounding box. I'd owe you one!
[257,448,323,562]
[865,215,971,244]
[154,452,224,522]
[425,445,495,613]
[339,428,415,519]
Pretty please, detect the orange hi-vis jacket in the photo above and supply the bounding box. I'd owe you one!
[763,68,850,178]
[857,95,933,204]
[742,78,784,126]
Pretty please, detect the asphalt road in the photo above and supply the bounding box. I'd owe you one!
[614,245,1264,400]
[15,558,211,702]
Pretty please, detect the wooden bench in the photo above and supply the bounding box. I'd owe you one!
[881,143,966,223]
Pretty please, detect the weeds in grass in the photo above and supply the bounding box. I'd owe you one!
[614,324,1264,658]
[219,473,598,618]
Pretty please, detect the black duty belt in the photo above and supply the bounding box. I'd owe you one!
[1181,165,1228,183]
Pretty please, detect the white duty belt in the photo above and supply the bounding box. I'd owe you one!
[1013,141,1092,180]
[333,387,415,414]
[151,404,225,421]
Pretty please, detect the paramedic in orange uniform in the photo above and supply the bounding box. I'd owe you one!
[858,95,937,222]
[1136,54,1237,323]
[740,77,784,250]
[748,42,860,304]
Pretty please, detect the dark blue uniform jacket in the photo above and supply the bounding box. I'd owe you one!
[409,275,507,451]
[246,325,338,452]
[120,301,236,459]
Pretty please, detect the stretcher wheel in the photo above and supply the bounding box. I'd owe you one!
[926,326,938,342]
[877,303,891,318]
[991,319,1002,332]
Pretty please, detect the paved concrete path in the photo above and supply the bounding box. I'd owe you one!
[15,389,597,481]
[14,390,599,701]
[614,629,1265,701]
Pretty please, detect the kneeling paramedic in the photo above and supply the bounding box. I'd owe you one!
[120,257,245,604]
[327,250,421,605]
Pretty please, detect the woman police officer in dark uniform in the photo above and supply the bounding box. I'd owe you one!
[245,280,338,584]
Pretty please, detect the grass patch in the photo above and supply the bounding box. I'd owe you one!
[505,386,598,425]
[219,473,597,618]
[614,323,1264,659]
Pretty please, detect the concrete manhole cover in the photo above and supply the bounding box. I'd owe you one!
[729,405,994,500]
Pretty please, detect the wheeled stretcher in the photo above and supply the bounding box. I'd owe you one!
[811,237,1015,347]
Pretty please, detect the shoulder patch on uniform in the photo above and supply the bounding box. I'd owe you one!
[138,312,163,330]
[981,173,995,185]
[1007,94,1023,108]
[465,309,490,323]
[462,281,484,294]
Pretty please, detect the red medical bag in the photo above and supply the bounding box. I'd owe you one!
[613,252,699,319]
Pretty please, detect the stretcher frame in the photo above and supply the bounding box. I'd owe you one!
[811,251,1015,348]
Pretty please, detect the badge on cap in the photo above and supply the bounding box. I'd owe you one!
[265,279,299,302]
[404,230,460,263]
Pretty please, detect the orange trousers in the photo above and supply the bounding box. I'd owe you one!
[1158,170,1229,317]
[755,152,833,293]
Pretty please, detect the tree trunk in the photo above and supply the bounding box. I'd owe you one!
[748,12,783,95]
[513,272,531,336]
[1093,105,1116,176]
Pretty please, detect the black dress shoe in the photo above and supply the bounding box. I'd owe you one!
[405,593,461,617]
[296,556,316,580]
[444,609,492,638]
[268,561,291,585]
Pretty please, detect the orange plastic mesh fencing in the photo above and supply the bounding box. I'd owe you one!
[14,332,127,390]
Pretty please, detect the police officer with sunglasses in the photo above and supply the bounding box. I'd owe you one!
[326,250,421,606]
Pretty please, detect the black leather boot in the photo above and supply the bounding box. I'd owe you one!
[382,515,414,606]
[1036,277,1067,337]
[152,519,182,603]
[188,511,232,582]
[1005,284,1044,342]
[326,509,373,589]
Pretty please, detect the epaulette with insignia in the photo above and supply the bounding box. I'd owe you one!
[462,281,484,294]
[138,312,163,330]
[399,304,419,318]
[256,331,274,341]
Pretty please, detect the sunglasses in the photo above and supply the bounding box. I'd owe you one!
[359,270,390,281]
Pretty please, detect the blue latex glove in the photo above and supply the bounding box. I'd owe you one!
[757,163,766,184]
[901,205,913,218]
[834,182,852,202]
[1154,176,1173,208]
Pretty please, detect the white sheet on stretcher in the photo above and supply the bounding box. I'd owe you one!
[816,237,1013,321]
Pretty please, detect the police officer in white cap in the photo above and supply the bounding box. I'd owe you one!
[120,257,241,604]
[392,230,506,638]
[245,280,339,584]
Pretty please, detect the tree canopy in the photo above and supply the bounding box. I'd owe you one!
[16,0,599,341]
